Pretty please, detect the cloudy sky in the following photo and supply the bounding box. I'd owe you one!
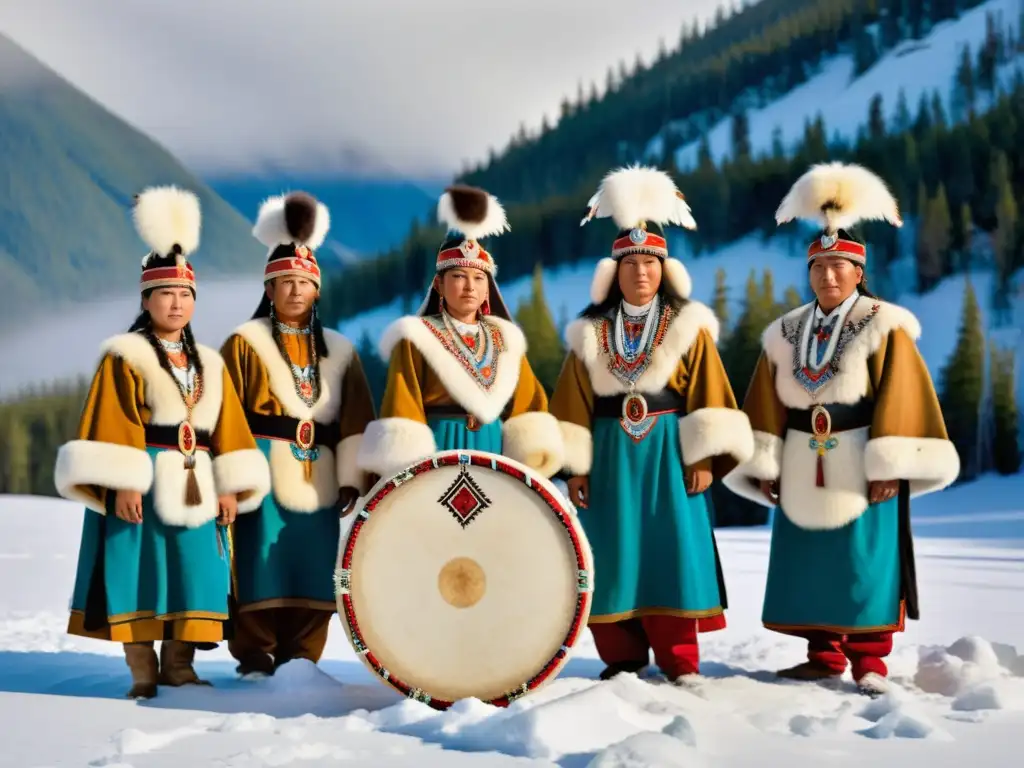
[0,0,727,179]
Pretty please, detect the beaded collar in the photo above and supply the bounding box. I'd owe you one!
[421,312,505,390]
[595,299,673,387]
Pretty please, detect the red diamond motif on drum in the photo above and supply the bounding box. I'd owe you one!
[438,466,492,528]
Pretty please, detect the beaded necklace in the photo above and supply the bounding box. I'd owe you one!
[270,307,319,406]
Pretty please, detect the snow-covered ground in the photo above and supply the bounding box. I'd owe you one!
[653,0,1024,169]
[2,472,1024,767]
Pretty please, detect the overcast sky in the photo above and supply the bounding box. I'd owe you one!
[0,0,728,179]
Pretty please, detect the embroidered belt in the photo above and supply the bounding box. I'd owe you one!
[245,412,340,447]
[144,424,213,452]
[785,401,873,433]
[425,404,508,432]
[592,391,686,419]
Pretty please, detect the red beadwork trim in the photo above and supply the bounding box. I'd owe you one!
[611,233,667,252]
[339,451,592,711]
[264,256,322,282]
[140,264,196,292]
[807,239,866,261]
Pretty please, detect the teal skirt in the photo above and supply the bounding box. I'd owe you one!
[427,416,503,454]
[582,415,725,621]
[762,497,902,633]
[70,447,231,625]
[232,438,340,611]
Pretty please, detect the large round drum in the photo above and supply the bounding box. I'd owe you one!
[335,450,594,710]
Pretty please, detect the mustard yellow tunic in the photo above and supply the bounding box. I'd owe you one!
[220,319,376,612]
[58,333,270,644]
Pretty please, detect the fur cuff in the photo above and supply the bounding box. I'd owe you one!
[721,430,783,508]
[559,421,593,477]
[864,436,961,497]
[502,412,564,478]
[678,407,754,466]
[54,440,153,514]
[213,449,271,514]
[336,434,368,493]
[356,418,438,478]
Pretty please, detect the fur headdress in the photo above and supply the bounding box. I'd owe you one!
[133,185,201,293]
[252,191,330,287]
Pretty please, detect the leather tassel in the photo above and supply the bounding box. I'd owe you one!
[815,453,825,488]
[184,456,202,506]
[304,459,313,483]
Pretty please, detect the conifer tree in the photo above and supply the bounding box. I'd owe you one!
[894,88,912,133]
[939,279,986,481]
[0,416,31,495]
[782,285,804,311]
[992,152,1018,306]
[514,263,564,394]
[989,344,1022,475]
[954,44,976,121]
[356,331,387,410]
[711,267,730,333]
[868,94,886,140]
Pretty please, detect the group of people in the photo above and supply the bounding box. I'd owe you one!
[55,160,960,702]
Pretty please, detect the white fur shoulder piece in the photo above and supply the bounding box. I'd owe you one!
[100,333,224,431]
[761,297,922,409]
[565,300,720,396]
[378,315,527,424]
[232,319,355,422]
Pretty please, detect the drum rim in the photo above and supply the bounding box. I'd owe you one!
[335,449,594,710]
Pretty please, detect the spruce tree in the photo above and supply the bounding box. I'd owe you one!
[954,44,976,121]
[868,94,886,140]
[939,279,986,481]
[894,88,912,133]
[356,331,388,410]
[782,285,804,311]
[711,267,730,333]
[514,263,564,394]
[0,416,31,495]
[989,345,1022,475]
[993,153,1018,307]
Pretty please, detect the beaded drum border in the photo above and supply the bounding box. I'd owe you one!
[335,450,594,711]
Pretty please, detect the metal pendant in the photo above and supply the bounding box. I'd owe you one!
[621,392,649,425]
[296,419,316,451]
[178,421,196,456]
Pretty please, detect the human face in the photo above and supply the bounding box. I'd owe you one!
[266,276,319,323]
[617,254,662,306]
[142,287,194,337]
[809,255,862,312]
[438,267,489,323]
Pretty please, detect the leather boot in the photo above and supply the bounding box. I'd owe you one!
[158,640,211,687]
[124,642,158,699]
[776,660,844,681]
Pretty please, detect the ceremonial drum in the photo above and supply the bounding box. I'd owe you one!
[335,450,594,710]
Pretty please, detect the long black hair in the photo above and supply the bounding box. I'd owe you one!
[578,266,687,319]
[128,293,204,384]
[252,281,330,401]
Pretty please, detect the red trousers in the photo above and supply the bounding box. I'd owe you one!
[590,614,723,678]
[797,629,894,679]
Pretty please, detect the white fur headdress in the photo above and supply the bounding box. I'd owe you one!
[580,165,696,230]
[775,162,903,235]
[133,186,201,267]
[252,191,331,252]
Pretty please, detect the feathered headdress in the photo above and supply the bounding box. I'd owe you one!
[133,186,201,293]
[580,166,696,304]
[253,191,329,287]
[775,162,902,264]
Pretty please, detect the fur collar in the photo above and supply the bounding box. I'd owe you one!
[378,315,527,423]
[100,333,224,431]
[566,300,720,396]
[231,319,355,422]
[762,297,922,409]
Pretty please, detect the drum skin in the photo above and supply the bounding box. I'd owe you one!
[335,450,594,710]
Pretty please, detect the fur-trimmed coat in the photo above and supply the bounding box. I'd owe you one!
[219,319,376,513]
[356,315,563,479]
[723,296,960,530]
[54,333,271,528]
[550,300,754,477]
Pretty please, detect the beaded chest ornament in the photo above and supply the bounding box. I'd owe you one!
[159,337,205,505]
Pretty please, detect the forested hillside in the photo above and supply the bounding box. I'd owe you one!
[0,34,264,322]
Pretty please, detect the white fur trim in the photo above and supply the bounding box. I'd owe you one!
[378,316,526,424]
[100,334,224,430]
[678,407,754,466]
[778,426,871,530]
[589,257,693,304]
[722,430,783,507]
[583,166,696,230]
[268,441,339,513]
[336,434,367,493]
[54,440,154,514]
[775,162,902,231]
[864,436,960,497]
[134,186,201,259]
[152,449,218,527]
[501,411,564,478]
[560,421,593,477]
[356,418,438,478]
[213,449,271,514]
[231,320,354,422]
[252,194,330,251]
[762,299,922,409]
[437,189,510,241]
[567,300,719,396]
